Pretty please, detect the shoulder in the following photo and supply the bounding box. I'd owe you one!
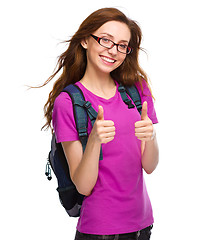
[52,91,74,125]
[53,91,73,112]
[54,91,72,105]
[52,91,79,142]
[134,79,152,97]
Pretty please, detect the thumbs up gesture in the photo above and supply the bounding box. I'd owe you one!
[91,105,115,144]
[135,101,155,141]
[96,105,104,121]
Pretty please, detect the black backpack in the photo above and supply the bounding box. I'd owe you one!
[45,83,142,217]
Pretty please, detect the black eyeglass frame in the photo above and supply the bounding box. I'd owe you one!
[90,34,133,55]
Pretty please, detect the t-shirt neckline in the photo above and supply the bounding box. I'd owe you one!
[76,80,119,103]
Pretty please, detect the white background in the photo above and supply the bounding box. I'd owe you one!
[1,0,211,239]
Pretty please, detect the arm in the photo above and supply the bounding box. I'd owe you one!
[62,105,115,196]
[62,134,101,196]
[135,101,159,174]
[141,129,159,174]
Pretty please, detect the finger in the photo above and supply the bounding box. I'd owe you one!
[102,120,115,127]
[95,121,115,132]
[101,131,116,139]
[96,105,104,121]
[135,119,150,128]
[135,121,146,128]
[135,126,149,133]
[103,126,115,133]
[101,137,115,144]
[135,132,152,141]
[141,101,148,120]
[135,132,151,137]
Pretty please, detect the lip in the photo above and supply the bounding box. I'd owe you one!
[99,55,116,65]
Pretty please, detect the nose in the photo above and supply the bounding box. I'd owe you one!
[108,44,118,55]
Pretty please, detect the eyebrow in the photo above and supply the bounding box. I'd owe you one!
[100,32,129,43]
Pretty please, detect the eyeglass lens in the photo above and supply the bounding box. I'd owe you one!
[100,38,130,54]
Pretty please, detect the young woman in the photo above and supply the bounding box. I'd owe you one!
[43,7,159,240]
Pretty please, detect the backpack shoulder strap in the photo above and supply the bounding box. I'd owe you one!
[62,84,103,160]
[118,84,135,109]
[118,83,142,115]
[125,85,142,115]
[63,84,88,151]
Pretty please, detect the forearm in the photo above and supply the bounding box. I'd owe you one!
[73,106,115,196]
[73,133,101,196]
[141,135,159,174]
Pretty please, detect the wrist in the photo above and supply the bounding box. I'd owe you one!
[88,131,102,146]
[150,126,156,141]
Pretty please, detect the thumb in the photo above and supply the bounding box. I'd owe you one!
[96,105,104,120]
[141,101,148,120]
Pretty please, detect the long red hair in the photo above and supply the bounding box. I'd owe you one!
[41,8,150,131]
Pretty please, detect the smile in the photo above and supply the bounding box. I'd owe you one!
[100,56,116,64]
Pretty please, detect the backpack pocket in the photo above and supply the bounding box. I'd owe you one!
[57,185,84,217]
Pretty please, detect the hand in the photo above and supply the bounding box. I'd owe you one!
[135,101,155,141]
[91,105,115,144]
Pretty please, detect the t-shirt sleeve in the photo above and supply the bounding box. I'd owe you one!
[52,92,80,143]
[135,80,158,124]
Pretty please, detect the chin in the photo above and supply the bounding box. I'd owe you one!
[99,62,122,75]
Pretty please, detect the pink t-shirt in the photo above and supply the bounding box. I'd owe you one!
[52,80,158,235]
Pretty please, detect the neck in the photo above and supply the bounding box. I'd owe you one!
[80,66,115,91]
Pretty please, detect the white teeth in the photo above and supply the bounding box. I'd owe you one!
[101,56,115,63]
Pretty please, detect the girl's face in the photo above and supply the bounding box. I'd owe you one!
[82,21,131,76]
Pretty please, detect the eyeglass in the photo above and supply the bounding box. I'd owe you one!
[90,34,133,54]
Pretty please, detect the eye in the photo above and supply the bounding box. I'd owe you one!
[119,44,128,50]
[101,38,110,43]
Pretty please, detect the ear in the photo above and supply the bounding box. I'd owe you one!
[81,38,88,49]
